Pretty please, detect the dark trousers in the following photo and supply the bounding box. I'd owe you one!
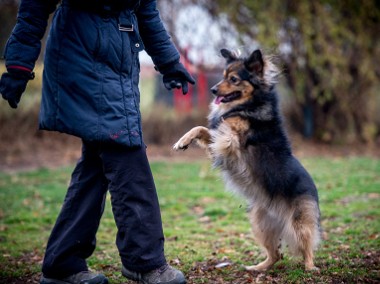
[42,141,166,278]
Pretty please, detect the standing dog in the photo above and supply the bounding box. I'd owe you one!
[173,49,320,271]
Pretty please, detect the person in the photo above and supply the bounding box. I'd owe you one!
[0,0,195,283]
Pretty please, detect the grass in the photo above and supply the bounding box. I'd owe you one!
[0,157,379,283]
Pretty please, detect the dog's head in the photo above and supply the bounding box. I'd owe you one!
[211,49,279,107]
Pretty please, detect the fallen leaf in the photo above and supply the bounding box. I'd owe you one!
[215,262,232,269]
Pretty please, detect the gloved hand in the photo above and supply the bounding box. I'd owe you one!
[0,67,35,108]
[157,61,195,95]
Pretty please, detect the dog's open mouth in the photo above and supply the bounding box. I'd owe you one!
[214,91,242,105]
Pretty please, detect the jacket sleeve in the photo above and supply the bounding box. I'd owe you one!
[136,0,180,68]
[3,0,59,70]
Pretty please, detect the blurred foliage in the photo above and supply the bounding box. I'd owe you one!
[1,1,379,144]
[160,0,380,143]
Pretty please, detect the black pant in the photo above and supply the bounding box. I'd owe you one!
[42,141,166,278]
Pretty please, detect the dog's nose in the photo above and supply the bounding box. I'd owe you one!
[211,86,218,95]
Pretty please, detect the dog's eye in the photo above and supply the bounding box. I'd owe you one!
[230,76,239,83]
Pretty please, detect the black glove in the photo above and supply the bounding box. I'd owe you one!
[0,68,35,109]
[157,61,195,95]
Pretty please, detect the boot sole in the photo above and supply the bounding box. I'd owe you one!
[40,275,108,284]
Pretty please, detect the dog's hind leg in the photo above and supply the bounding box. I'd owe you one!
[173,126,211,150]
[288,198,320,271]
[246,207,282,272]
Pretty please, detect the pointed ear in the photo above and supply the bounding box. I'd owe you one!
[245,49,264,76]
[220,48,237,64]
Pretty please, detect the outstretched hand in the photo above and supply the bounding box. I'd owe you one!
[160,62,195,95]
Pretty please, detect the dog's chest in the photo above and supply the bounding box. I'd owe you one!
[209,123,262,200]
[209,116,250,163]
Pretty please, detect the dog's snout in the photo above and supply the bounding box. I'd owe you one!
[211,85,218,95]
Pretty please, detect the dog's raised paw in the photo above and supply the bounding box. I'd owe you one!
[173,141,189,151]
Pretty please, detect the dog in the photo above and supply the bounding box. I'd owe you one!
[173,49,321,271]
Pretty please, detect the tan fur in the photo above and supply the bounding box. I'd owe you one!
[173,126,211,155]
[246,196,320,271]
[212,70,254,112]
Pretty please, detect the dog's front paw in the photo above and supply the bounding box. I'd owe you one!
[173,139,190,151]
[173,126,210,151]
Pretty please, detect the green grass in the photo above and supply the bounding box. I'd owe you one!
[0,157,379,283]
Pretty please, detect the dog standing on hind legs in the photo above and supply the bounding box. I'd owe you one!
[173,48,321,271]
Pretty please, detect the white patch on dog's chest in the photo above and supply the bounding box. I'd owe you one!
[208,125,262,202]
[209,124,241,163]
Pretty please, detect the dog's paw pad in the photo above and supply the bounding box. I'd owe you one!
[173,142,188,151]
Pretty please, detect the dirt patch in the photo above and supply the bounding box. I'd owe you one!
[0,134,209,173]
[0,250,42,284]
[0,132,82,173]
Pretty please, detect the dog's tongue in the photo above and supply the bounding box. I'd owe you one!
[215,96,223,105]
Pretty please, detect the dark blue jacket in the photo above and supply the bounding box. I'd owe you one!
[4,0,180,147]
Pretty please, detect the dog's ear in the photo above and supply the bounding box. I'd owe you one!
[245,49,264,76]
[220,49,237,64]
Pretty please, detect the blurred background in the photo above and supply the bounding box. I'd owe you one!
[0,0,379,170]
